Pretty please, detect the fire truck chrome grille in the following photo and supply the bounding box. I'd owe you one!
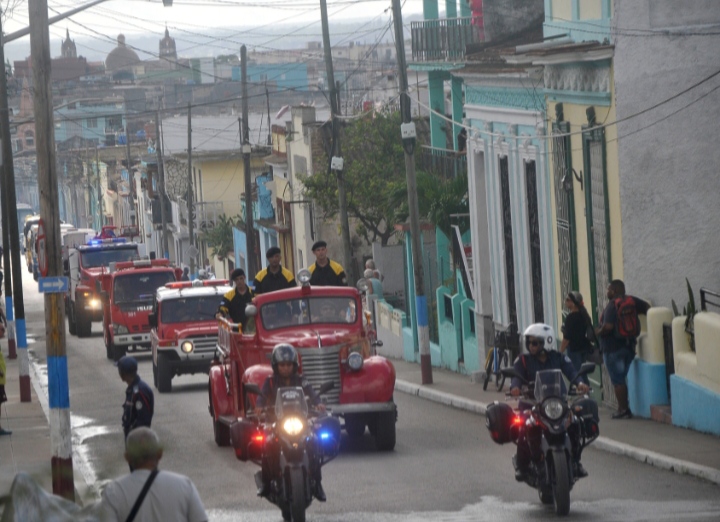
[186,335,219,354]
[297,346,342,405]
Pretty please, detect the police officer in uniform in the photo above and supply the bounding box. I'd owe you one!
[308,241,346,286]
[253,247,296,294]
[216,268,255,329]
[118,356,154,439]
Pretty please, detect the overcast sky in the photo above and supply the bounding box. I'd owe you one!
[3,0,427,62]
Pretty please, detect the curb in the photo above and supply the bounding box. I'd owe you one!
[395,379,720,487]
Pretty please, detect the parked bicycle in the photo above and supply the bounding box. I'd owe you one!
[483,323,512,391]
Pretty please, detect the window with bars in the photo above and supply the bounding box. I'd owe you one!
[525,160,544,323]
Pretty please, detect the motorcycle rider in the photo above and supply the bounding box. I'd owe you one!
[509,323,591,481]
[256,343,327,501]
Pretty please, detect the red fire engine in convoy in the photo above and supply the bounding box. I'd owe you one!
[66,238,140,337]
[208,270,397,455]
[99,258,180,361]
[149,279,232,393]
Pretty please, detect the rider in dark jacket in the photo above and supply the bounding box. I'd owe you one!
[256,344,327,501]
[510,324,590,481]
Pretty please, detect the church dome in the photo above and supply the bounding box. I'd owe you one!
[106,34,140,72]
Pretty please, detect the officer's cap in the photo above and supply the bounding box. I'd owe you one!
[311,240,327,251]
[117,356,138,375]
[230,268,245,280]
[266,246,281,259]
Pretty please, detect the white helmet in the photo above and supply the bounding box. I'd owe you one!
[523,323,556,352]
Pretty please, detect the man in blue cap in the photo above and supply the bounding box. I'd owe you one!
[118,356,154,439]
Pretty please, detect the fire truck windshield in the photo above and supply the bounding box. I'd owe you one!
[81,248,138,268]
[113,272,176,304]
[161,296,221,324]
[261,297,357,330]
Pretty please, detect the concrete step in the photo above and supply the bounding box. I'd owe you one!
[650,404,673,425]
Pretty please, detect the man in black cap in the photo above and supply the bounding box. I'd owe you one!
[309,240,347,286]
[216,268,254,329]
[253,246,296,294]
[118,356,154,439]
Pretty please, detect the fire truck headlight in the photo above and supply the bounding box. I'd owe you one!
[113,324,129,335]
[347,351,364,371]
[282,417,305,436]
[297,269,312,285]
[89,298,101,309]
[181,341,194,354]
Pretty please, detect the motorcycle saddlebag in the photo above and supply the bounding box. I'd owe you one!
[485,401,515,444]
[572,397,600,438]
[230,419,262,462]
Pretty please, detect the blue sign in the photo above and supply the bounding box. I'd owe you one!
[39,276,69,294]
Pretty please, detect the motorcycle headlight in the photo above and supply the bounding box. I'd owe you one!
[89,299,101,309]
[282,417,305,436]
[543,399,565,421]
[113,324,129,335]
[181,341,194,354]
[347,351,363,371]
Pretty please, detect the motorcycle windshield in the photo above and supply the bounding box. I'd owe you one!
[275,387,309,419]
[533,370,565,401]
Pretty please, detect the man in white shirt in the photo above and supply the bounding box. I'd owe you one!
[102,427,208,522]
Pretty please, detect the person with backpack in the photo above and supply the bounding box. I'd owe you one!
[596,279,650,419]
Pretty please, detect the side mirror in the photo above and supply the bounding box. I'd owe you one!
[500,367,525,382]
[317,381,335,395]
[372,339,384,348]
[148,313,157,328]
[579,362,596,376]
[245,304,257,317]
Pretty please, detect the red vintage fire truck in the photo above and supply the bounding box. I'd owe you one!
[99,258,180,361]
[66,238,141,337]
[208,270,397,455]
[149,279,232,393]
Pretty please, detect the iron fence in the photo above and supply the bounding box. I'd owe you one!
[410,16,483,62]
[700,287,720,312]
[419,147,467,180]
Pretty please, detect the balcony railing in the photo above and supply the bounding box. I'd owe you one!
[411,16,483,62]
[419,146,467,180]
[196,201,224,229]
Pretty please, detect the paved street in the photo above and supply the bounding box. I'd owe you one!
[12,267,720,520]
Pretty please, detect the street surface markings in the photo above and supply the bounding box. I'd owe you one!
[206,496,720,521]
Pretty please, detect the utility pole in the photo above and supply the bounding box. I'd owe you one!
[241,45,257,277]
[29,0,75,499]
[155,105,169,258]
[391,0,432,384]
[95,145,102,229]
[124,113,134,227]
[320,0,354,283]
[265,83,272,146]
[0,13,16,361]
[187,102,195,275]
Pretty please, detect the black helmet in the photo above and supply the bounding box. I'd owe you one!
[271,343,298,374]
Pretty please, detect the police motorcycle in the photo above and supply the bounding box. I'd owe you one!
[240,381,340,522]
[486,363,599,516]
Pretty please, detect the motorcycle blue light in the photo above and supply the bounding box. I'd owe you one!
[320,431,330,441]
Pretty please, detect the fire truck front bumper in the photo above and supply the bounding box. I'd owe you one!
[113,333,151,347]
[327,401,397,416]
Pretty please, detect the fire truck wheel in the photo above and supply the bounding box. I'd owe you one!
[113,344,125,362]
[67,303,77,336]
[157,354,173,393]
[76,306,91,338]
[374,411,396,451]
[214,418,230,447]
[344,414,366,438]
[152,358,159,388]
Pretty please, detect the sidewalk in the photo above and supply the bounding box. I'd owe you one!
[0,350,96,509]
[392,358,720,486]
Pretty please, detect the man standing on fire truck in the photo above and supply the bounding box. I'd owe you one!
[253,246,296,294]
[308,241,347,286]
[215,268,254,330]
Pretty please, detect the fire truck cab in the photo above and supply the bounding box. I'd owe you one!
[99,258,180,361]
[66,238,140,337]
[208,270,397,455]
[149,279,232,393]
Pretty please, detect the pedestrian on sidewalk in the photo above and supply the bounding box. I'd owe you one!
[0,321,11,436]
[101,427,208,522]
[118,356,154,439]
[560,291,594,380]
[596,279,650,420]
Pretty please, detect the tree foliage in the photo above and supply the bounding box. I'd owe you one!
[200,214,242,260]
[299,111,411,246]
